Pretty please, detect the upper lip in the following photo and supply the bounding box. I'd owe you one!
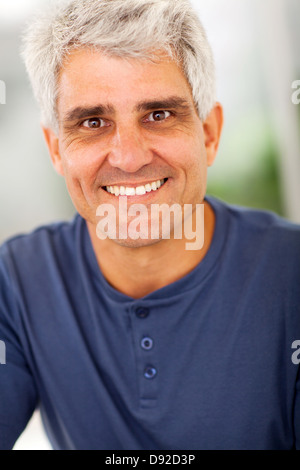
[102,178,167,188]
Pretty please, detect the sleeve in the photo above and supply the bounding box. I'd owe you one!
[294,366,300,450]
[0,248,38,450]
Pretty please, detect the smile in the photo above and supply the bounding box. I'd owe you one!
[104,178,168,196]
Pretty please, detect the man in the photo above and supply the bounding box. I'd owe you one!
[0,0,299,450]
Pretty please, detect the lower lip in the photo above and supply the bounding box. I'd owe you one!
[101,179,169,201]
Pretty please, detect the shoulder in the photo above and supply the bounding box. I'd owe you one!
[0,214,84,277]
[207,196,300,276]
[0,215,88,330]
[208,196,300,243]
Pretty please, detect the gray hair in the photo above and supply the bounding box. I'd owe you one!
[22,0,216,131]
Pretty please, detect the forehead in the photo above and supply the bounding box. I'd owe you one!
[57,48,195,114]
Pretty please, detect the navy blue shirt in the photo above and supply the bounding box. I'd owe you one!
[0,197,300,450]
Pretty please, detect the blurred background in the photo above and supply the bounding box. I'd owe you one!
[0,0,299,450]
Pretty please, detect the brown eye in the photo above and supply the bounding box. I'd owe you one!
[148,111,171,122]
[82,118,104,128]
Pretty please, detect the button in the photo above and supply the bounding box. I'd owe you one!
[141,337,153,350]
[144,366,157,379]
[135,307,150,319]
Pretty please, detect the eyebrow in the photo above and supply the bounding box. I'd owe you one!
[63,104,115,122]
[62,96,192,122]
[135,97,191,113]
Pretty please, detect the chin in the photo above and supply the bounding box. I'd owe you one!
[108,237,163,250]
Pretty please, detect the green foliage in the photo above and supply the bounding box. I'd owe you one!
[207,144,284,216]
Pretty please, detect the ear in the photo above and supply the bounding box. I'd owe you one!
[42,126,64,176]
[203,102,224,167]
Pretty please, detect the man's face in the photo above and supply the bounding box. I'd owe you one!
[44,48,221,247]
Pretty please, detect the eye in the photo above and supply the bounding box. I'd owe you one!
[147,110,172,122]
[82,118,107,129]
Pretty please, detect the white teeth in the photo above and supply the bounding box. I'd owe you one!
[125,187,135,196]
[106,179,166,196]
[136,186,146,196]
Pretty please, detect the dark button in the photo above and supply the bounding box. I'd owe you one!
[144,366,157,379]
[135,307,150,319]
[141,337,154,350]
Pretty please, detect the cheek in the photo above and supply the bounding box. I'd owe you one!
[158,134,200,164]
[59,140,105,180]
[166,137,206,177]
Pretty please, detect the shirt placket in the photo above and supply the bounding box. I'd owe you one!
[129,304,158,409]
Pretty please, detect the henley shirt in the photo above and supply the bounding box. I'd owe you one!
[0,196,300,450]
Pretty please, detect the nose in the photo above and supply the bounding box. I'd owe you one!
[107,124,154,173]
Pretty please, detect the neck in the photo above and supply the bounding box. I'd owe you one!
[87,201,215,299]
